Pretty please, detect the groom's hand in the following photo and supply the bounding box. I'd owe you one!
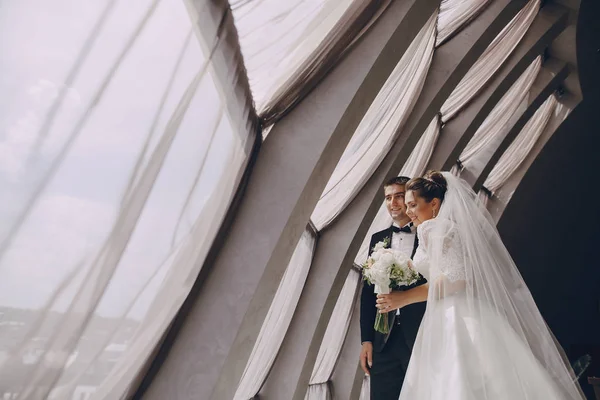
[359,342,373,376]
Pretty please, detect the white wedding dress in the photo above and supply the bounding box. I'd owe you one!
[397,173,584,400]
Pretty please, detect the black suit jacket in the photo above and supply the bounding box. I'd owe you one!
[360,226,427,352]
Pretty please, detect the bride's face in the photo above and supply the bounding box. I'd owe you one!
[405,190,436,226]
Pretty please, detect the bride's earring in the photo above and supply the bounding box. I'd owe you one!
[432,208,437,218]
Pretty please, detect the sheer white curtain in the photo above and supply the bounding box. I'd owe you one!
[354,117,441,266]
[234,229,316,400]
[305,383,332,400]
[311,12,438,231]
[353,0,539,265]
[478,189,491,207]
[400,117,443,179]
[484,94,557,192]
[311,0,539,231]
[440,0,540,122]
[459,56,542,169]
[305,269,361,399]
[231,0,391,122]
[232,0,352,113]
[480,99,571,205]
[436,0,492,46]
[0,1,256,399]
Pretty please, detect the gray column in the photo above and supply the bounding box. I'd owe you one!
[349,371,367,400]
[488,89,581,221]
[426,4,568,171]
[471,58,570,191]
[259,1,527,399]
[329,282,363,400]
[141,1,441,399]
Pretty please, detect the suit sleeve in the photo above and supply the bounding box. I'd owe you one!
[360,235,378,343]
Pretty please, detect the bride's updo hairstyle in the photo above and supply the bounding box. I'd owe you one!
[406,170,448,203]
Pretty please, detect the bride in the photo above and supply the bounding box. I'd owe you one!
[375,171,585,399]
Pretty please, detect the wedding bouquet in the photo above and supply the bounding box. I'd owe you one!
[362,239,420,334]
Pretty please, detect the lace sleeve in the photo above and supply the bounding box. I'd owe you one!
[419,219,466,283]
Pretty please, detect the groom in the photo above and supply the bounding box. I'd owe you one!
[359,176,427,400]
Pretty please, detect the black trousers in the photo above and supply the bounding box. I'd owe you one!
[370,323,412,400]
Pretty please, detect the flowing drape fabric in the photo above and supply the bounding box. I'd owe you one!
[316,0,538,235]
[436,0,492,46]
[484,95,557,193]
[0,1,256,399]
[311,11,438,231]
[354,1,540,267]
[231,0,392,124]
[480,99,571,205]
[305,269,362,399]
[354,117,441,266]
[459,56,542,171]
[440,0,539,122]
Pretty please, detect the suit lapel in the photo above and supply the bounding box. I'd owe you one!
[411,231,419,258]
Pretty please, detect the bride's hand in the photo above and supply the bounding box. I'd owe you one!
[376,291,408,313]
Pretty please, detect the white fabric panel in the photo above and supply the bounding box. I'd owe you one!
[234,229,316,400]
[450,163,462,176]
[436,0,492,46]
[483,100,572,206]
[311,12,438,231]
[305,383,331,400]
[478,189,490,207]
[484,95,557,192]
[440,0,540,122]
[354,117,440,265]
[232,0,381,116]
[303,271,360,400]
[359,375,370,400]
[309,269,361,386]
[400,117,442,179]
[460,56,542,168]
[0,1,256,399]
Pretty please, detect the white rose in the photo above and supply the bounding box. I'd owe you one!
[373,241,386,252]
[371,275,390,290]
[392,251,410,264]
[380,252,395,266]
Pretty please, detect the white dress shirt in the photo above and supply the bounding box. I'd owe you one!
[391,223,417,256]
[391,222,417,316]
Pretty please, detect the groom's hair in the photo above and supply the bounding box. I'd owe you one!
[383,176,411,188]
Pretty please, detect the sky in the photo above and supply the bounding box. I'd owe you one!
[0,0,242,320]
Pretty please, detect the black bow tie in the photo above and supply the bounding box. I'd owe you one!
[392,224,412,234]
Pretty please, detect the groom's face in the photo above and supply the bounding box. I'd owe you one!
[384,184,407,221]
